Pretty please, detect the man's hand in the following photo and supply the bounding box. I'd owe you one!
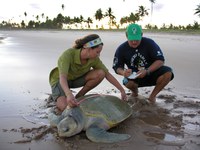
[123,69,132,78]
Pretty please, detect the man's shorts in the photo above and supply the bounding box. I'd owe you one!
[123,66,174,87]
[51,74,87,101]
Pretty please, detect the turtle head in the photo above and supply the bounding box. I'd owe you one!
[57,107,84,137]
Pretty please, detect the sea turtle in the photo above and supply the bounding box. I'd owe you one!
[48,94,133,143]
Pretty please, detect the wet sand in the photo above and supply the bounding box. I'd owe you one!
[0,30,200,150]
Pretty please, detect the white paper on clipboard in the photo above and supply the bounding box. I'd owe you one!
[128,72,141,79]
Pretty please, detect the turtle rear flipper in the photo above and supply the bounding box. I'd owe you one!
[86,126,131,143]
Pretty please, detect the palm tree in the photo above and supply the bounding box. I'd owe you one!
[36,15,39,21]
[85,17,93,29]
[72,16,81,29]
[41,13,44,19]
[128,12,139,23]
[105,7,116,29]
[95,9,103,21]
[137,5,149,18]
[194,4,200,17]
[23,12,27,26]
[149,0,156,22]
[79,15,84,28]
[95,8,104,28]
[56,13,65,29]
[24,12,27,18]
[21,20,26,28]
[120,16,128,27]
[61,4,65,16]
[41,13,45,22]
[61,4,65,11]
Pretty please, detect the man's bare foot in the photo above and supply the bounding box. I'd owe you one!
[130,93,138,97]
[130,88,138,97]
[127,92,139,104]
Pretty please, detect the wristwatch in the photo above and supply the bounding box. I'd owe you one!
[146,68,151,75]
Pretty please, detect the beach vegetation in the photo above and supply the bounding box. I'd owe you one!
[0,2,199,33]
[194,4,200,17]
[149,0,156,20]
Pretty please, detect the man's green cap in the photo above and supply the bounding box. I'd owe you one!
[126,24,142,40]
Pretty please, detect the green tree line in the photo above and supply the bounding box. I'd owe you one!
[1,1,200,30]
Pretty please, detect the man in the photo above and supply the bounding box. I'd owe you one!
[112,23,174,103]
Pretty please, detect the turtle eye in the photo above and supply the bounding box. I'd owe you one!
[69,112,73,117]
[63,127,69,132]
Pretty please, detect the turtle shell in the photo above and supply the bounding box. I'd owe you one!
[76,94,132,127]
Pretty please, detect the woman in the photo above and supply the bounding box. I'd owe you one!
[49,34,127,111]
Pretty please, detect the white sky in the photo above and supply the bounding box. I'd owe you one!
[0,0,199,27]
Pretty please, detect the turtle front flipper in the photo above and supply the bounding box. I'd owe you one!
[48,108,63,127]
[86,126,131,143]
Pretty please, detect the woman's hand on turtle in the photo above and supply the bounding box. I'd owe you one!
[66,94,79,107]
[121,90,127,101]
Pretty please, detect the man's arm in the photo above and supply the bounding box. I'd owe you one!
[147,60,164,74]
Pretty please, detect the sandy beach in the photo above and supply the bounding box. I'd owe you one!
[0,30,200,150]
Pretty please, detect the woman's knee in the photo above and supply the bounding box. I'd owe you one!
[85,69,105,83]
[96,69,106,78]
[90,69,105,80]
[56,96,67,111]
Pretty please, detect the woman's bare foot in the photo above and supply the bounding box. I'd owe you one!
[148,97,156,104]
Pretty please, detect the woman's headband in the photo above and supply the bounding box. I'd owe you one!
[84,38,102,48]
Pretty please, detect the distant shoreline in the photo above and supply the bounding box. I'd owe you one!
[1,28,200,35]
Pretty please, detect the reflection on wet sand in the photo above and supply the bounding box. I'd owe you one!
[0,31,200,150]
